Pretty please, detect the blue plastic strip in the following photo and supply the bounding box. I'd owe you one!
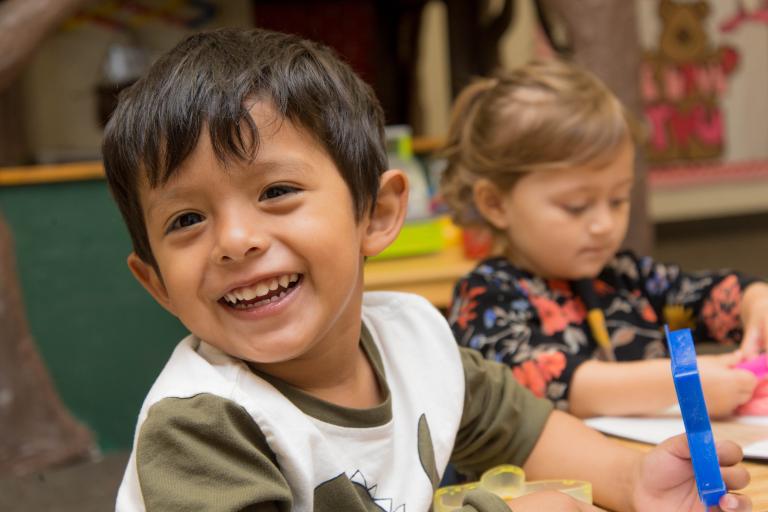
[664,326,726,507]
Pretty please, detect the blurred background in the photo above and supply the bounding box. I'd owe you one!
[0,0,766,509]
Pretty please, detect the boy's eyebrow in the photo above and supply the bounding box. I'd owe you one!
[143,158,315,218]
[143,186,202,220]
[251,158,314,178]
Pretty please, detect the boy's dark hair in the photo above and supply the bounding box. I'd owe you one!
[103,28,387,268]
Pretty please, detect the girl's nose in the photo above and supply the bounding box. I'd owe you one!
[211,210,269,264]
[588,203,615,235]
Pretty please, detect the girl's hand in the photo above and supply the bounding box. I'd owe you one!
[741,282,768,358]
[698,353,758,418]
[632,434,751,512]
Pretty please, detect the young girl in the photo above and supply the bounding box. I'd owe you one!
[440,59,768,418]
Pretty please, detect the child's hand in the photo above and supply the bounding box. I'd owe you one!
[504,490,603,511]
[741,282,768,358]
[632,434,751,512]
[698,353,758,418]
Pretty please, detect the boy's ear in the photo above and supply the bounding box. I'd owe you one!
[126,252,176,316]
[473,178,510,230]
[362,169,408,257]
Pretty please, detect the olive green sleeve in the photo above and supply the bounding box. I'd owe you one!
[451,347,554,477]
[136,394,292,512]
[457,489,515,511]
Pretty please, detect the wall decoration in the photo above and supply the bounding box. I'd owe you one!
[641,0,740,163]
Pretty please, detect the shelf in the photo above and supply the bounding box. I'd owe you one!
[364,245,474,309]
[649,160,768,223]
[0,161,103,186]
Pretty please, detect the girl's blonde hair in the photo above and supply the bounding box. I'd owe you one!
[440,59,632,232]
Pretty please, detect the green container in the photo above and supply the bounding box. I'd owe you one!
[372,217,445,260]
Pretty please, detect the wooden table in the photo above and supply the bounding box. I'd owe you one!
[615,438,768,510]
[363,244,476,309]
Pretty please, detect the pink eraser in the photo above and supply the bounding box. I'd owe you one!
[735,354,768,380]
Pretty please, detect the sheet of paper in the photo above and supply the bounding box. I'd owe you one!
[585,413,768,461]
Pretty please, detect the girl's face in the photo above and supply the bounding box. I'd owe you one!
[488,140,635,280]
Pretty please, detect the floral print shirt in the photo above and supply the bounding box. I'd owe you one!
[448,251,759,410]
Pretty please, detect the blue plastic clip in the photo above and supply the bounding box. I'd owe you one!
[664,326,726,507]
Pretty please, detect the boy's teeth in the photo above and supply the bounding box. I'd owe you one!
[255,282,269,297]
[224,273,300,305]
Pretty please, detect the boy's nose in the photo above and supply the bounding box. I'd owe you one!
[211,214,269,264]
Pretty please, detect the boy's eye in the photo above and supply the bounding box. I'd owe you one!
[168,212,204,233]
[260,184,300,201]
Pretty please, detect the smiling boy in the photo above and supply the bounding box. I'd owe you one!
[105,28,751,512]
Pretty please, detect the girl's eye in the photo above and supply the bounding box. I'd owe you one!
[563,204,588,216]
[610,197,630,209]
[168,212,204,233]
[261,184,299,201]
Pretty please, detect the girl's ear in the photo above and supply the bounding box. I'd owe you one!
[362,169,409,257]
[127,252,176,316]
[473,178,510,230]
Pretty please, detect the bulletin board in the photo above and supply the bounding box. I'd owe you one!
[637,0,768,178]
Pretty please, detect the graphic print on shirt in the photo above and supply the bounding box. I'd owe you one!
[313,414,438,512]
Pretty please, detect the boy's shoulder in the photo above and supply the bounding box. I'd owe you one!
[134,335,246,424]
[361,290,461,370]
[362,290,440,317]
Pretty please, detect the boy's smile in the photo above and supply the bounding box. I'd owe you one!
[221,272,301,309]
[129,102,380,383]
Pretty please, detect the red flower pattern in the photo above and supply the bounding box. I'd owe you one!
[641,302,658,323]
[593,279,615,295]
[701,275,742,343]
[512,351,567,397]
[448,253,754,406]
[453,281,486,330]
[548,279,572,297]
[529,294,585,336]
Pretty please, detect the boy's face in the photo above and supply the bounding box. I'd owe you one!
[481,140,635,280]
[128,102,396,367]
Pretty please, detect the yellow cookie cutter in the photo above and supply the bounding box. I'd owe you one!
[433,465,592,511]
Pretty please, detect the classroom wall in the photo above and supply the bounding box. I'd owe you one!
[0,180,186,452]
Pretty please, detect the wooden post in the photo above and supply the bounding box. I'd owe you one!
[537,0,653,255]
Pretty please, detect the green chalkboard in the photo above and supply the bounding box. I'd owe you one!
[0,179,186,452]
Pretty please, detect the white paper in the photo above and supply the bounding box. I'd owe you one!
[585,414,768,461]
